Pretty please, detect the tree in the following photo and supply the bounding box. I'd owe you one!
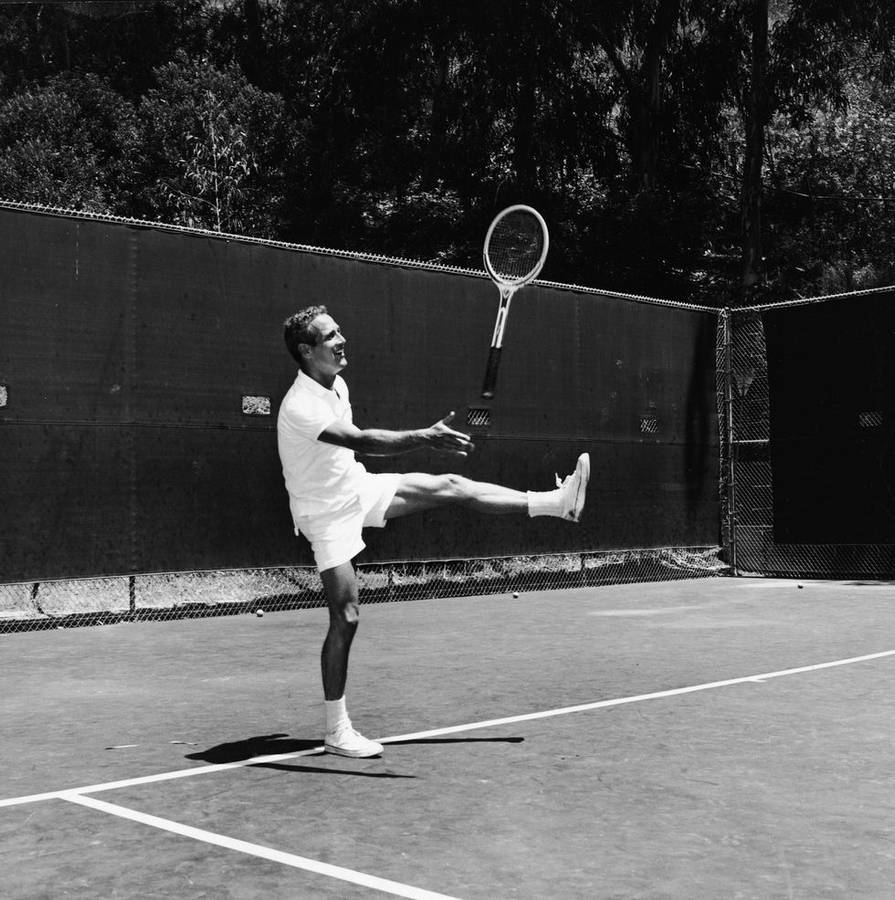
[582,0,684,194]
[132,54,293,235]
[767,76,895,293]
[0,0,893,302]
[0,72,136,212]
[739,0,769,300]
[0,0,210,99]
[736,0,895,301]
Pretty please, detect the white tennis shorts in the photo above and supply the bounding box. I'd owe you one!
[294,472,401,572]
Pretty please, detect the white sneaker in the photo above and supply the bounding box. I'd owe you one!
[325,726,383,758]
[555,453,590,522]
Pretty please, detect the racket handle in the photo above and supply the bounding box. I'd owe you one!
[481,346,502,399]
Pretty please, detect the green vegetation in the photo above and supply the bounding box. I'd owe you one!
[0,0,892,304]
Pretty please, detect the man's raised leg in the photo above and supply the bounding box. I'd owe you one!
[385,454,590,522]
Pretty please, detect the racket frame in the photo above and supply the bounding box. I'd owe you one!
[479,204,548,399]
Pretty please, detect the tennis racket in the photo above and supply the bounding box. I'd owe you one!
[466,205,549,430]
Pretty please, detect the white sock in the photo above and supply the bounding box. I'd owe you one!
[526,489,561,518]
[325,696,350,735]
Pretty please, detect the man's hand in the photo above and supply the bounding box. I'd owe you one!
[424,412,475,457]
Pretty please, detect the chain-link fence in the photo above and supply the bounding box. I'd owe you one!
[0,547,727,634]
[717,308,773,574]
[4,230,893,636]
[718,288,895,579]
[6,277,894,638]
[0,548,727,633]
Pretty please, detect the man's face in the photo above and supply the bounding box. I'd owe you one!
[303,313,347,379]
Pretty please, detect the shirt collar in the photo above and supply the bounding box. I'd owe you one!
[297,368,339,399]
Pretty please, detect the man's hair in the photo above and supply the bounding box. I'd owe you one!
[283,305,328,364]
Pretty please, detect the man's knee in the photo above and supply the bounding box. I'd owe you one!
[436,473,472,503]
[321,566,360,629]
[332,601,359,633]
[328,594,360,637]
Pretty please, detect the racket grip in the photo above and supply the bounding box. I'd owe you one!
[481,346,502,399]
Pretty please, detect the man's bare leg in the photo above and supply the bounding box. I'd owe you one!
[385,473,527,518]
[385,457,590,522]
[319,561,382,757]
[319,562,358,701]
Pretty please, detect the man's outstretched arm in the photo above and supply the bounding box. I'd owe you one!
[318,412,474,457]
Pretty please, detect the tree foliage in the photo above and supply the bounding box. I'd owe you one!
[131,54,291,234]
[0,72,137,212]
[0,0,892,304]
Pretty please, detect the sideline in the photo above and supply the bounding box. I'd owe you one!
[60,793,461,900]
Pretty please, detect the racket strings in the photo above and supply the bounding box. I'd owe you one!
[487,211,545,282]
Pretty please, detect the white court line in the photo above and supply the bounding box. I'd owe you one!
[377,648,895,744]
[2,648,893,811]
[61,793,461,900]
[0,747,328,809]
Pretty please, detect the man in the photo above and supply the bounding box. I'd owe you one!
[277,305,590,758]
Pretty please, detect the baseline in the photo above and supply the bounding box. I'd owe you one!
[2,648,893,811]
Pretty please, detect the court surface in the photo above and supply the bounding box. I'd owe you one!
[2,576,894,899]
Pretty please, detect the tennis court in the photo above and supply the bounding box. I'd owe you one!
[3,576,894,899]
[2,203,894,898]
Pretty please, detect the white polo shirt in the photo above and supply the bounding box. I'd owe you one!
[277,369,368,526]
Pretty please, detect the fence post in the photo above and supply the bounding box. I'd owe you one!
[720,308,738,575]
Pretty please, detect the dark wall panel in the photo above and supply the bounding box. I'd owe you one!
[132,426,298,572]
[765,294,895,544]
[1,207,719,582]
[1,216,133,423]
[1,424,133,578]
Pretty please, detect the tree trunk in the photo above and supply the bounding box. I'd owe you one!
[636,0,680,193]
[740,0,769,302]
[595,0,681,194]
